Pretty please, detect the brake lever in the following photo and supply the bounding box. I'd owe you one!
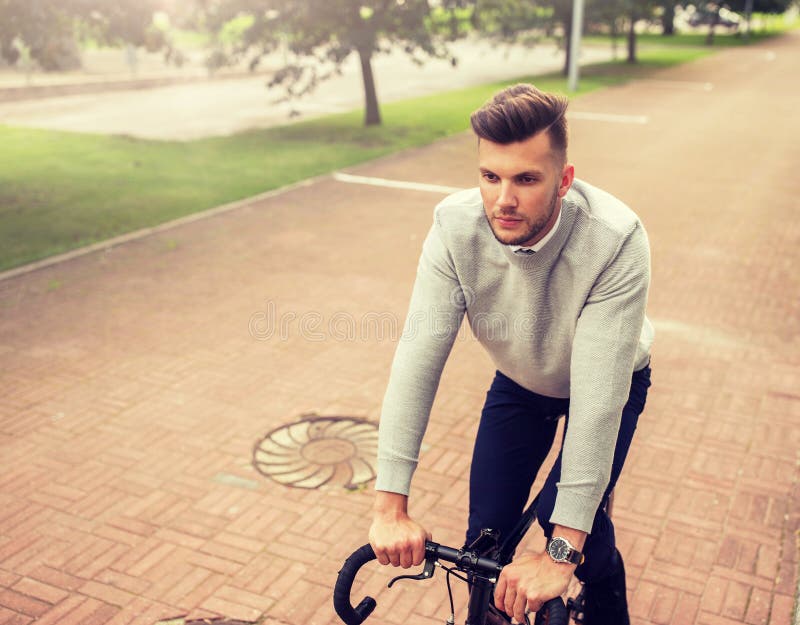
[387,555,436,588]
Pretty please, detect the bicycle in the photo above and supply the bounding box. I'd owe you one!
[334,494,582,625]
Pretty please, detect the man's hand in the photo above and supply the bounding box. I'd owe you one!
[369,491,431,568]
[494,552,574,622]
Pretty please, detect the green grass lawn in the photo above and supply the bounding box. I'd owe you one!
[0,33,775,272]
[584,9,799,49]
[585,29,793,49]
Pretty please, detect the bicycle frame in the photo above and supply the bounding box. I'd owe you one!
[466,575,495,625]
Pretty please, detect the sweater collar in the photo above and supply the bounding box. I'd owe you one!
[510,208,563,255]
[499,200,576,266]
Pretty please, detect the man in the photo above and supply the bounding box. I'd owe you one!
[369,83,654,625]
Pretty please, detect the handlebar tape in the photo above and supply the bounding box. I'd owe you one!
[333,544,378,625]
[535,597,569,625]
[333,543,568,625]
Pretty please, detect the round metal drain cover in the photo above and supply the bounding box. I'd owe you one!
[253,416,378,490]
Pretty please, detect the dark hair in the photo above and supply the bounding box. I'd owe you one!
[470,84,569,159]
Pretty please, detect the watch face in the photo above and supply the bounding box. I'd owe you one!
[548,538,570,561]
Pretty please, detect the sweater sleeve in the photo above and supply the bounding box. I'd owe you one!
[375,219,467,495]
[550,222,651,533]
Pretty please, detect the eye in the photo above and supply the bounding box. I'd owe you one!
[518,175,538,184]
[482,172,499,182]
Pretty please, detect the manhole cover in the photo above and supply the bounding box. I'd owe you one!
[253,416,378,490]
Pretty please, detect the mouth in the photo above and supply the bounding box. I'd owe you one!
[495,216,523,228]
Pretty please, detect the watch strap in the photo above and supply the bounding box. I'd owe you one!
[565,547,584,565]
[547,537,585,565]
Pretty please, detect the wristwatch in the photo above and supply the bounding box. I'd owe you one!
[546,537,584,565]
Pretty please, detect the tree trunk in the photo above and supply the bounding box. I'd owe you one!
[610,17,618,60]
[705,8,720,45]
[357,46,381,126]
[627,15,637,63]
[662,3,675,35]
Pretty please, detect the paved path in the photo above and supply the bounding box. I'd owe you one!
[0,31,798,625]
[0,40,613,140]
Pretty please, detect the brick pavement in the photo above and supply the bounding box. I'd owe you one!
[1,30,799,625]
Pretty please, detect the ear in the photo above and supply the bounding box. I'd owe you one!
[558,163,575,199]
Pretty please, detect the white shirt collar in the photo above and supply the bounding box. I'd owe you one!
[511,208,562,254]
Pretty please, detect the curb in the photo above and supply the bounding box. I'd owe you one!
[0,173,330,283]
[0,128,479,284]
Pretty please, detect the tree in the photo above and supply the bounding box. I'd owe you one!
[625,0,640,62]
[470,0,576,76]
[552,0,574,76]
[589,0,628,59]
[685,0,792,45]
[472,0,547,41]
[586,0,659,65]
[0,0,169,71]
[723,0,794,39]
[204,0,467,126]
[661,2,676,35]
[472,0,649,72]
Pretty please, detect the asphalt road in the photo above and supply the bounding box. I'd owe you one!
[0,40,613,140]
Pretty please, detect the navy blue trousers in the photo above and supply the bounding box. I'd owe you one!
[466,365,652,583]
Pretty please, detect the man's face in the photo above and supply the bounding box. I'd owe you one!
[478,131,574,248]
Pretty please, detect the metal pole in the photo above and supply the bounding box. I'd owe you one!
[568,0,586,92]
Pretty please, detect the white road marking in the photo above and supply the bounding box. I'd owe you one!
[765,51,777,61]
[569,111,650,124]
[332,172,464,194]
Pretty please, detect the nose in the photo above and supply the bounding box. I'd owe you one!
[496,182,517,210]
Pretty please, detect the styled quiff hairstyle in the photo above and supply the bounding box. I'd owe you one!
[470,83,569,161]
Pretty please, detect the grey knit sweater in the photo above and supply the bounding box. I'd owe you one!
[375,179,654,533]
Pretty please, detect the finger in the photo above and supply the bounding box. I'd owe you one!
[494,573,507,611]
[388,547,401,567]
[413,531,433,566]
[504,587,516,618]
[512,591,527,624]
[411,536,425,567]
[373,546,390,566]
[399,543,412,569]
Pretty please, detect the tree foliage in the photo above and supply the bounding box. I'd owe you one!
[0,0,168,71]
[472,0,550,40]
[688,0,793,44]
[203,0,468,126]
[661,0,792,40]
[470,0,655,70]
